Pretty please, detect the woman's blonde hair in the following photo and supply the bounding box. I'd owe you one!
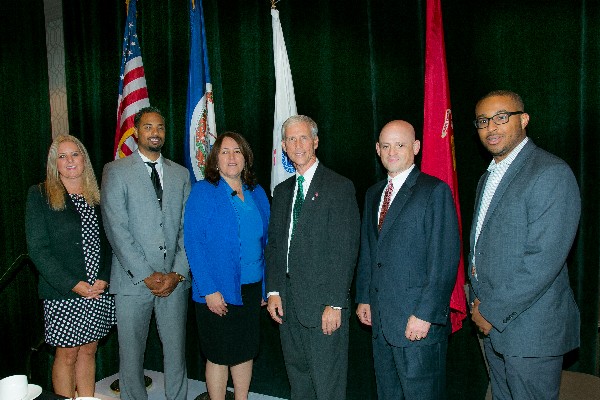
[45,134,100,210]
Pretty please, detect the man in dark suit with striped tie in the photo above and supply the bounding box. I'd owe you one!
[356,120,460,400]
[266,115,360,400]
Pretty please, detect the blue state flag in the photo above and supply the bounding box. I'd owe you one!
[185,0,216,182]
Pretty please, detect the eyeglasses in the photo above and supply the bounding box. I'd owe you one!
[473,111,524,129]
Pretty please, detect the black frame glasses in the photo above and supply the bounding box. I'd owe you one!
[473,111,524,129]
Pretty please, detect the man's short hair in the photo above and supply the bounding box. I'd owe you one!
[134,106,164,129]
[281,115,318,140]
[477,90,525,112]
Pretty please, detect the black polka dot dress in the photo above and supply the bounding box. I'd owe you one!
[42,194,116,347]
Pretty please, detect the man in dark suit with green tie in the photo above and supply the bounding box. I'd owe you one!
[266,115,360,400]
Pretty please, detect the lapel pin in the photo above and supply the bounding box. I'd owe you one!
[312,192,319,201]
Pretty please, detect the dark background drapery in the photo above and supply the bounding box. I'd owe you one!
[0,0,53,385]
[1,0,598,399]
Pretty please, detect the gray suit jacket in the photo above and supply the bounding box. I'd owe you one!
[469,140,581,357]
[101,151,191,294]
[265,163,360,328]
[356,167,460,347]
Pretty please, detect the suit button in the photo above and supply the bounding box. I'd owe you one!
[160,223,163,227]
[377,263,382,268]
[375,287,379,292]
[159,246,164,250]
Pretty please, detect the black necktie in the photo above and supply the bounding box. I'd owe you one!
[145,162,162,208]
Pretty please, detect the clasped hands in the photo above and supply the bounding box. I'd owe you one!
[72,279,109,299]
[144,271,180,297]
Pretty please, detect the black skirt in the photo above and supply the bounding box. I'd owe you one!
[195,281,262,365]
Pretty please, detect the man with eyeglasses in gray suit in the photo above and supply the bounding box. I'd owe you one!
[469,90,581,400]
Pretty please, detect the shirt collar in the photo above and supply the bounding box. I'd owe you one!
[388,164,415,187]
[296,158,319,189]
[138,151,163,166]
[488,137,528,172]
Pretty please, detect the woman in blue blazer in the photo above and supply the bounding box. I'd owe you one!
[184,132,270,400]
[25,134,115,398]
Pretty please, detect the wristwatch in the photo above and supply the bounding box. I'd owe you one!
[173,272,185,282]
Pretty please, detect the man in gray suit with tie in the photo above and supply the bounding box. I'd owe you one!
[266,115,360,400]
[356,120,460,400]
[102,107,191,400]
[469,90,581,400]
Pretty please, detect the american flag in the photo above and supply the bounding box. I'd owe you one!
[114,0,150,159]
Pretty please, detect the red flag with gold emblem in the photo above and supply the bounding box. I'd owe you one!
[421,0,467,333]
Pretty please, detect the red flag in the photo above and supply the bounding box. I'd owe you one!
[422,0,467,333]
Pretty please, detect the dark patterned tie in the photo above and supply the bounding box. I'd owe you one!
[146,162,162,208]
[291,175,305,237]
[378,180,394,231]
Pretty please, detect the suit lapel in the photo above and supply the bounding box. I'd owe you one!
[378,167,420,241]
[298,164,324,219]
[479,141,536,236]
[471,172,488,249]
[371,180,387,235]
[132,151,162,211]
[280,175,295,252]
[161,158,173,210]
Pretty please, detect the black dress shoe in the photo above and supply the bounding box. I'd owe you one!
[195,389,235,400]
[109,375,153,393]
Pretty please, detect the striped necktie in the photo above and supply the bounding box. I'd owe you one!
[378,180,394,231]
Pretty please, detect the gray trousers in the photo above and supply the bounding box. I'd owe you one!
[484,337,563,400]
[115,286,189,400]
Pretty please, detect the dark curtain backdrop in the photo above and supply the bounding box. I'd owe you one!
[0,0,52,382]
[2,0,598,399]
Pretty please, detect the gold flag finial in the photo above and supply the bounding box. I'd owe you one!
[271,0,279,9]
[192,0,196,10]
[125,0,130,15]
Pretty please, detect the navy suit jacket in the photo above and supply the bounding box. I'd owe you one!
[469,139,581,357]
[266,163,360,328]
[356,167,460,347]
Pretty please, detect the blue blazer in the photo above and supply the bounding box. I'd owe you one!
[356,167,460,347]
[25,184,112,300]
[469,140,581,357]
[184,180,270,305]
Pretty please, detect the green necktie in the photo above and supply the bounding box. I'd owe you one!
[291,175,305,237]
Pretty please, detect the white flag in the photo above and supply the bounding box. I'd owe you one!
[270,8,297,195]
